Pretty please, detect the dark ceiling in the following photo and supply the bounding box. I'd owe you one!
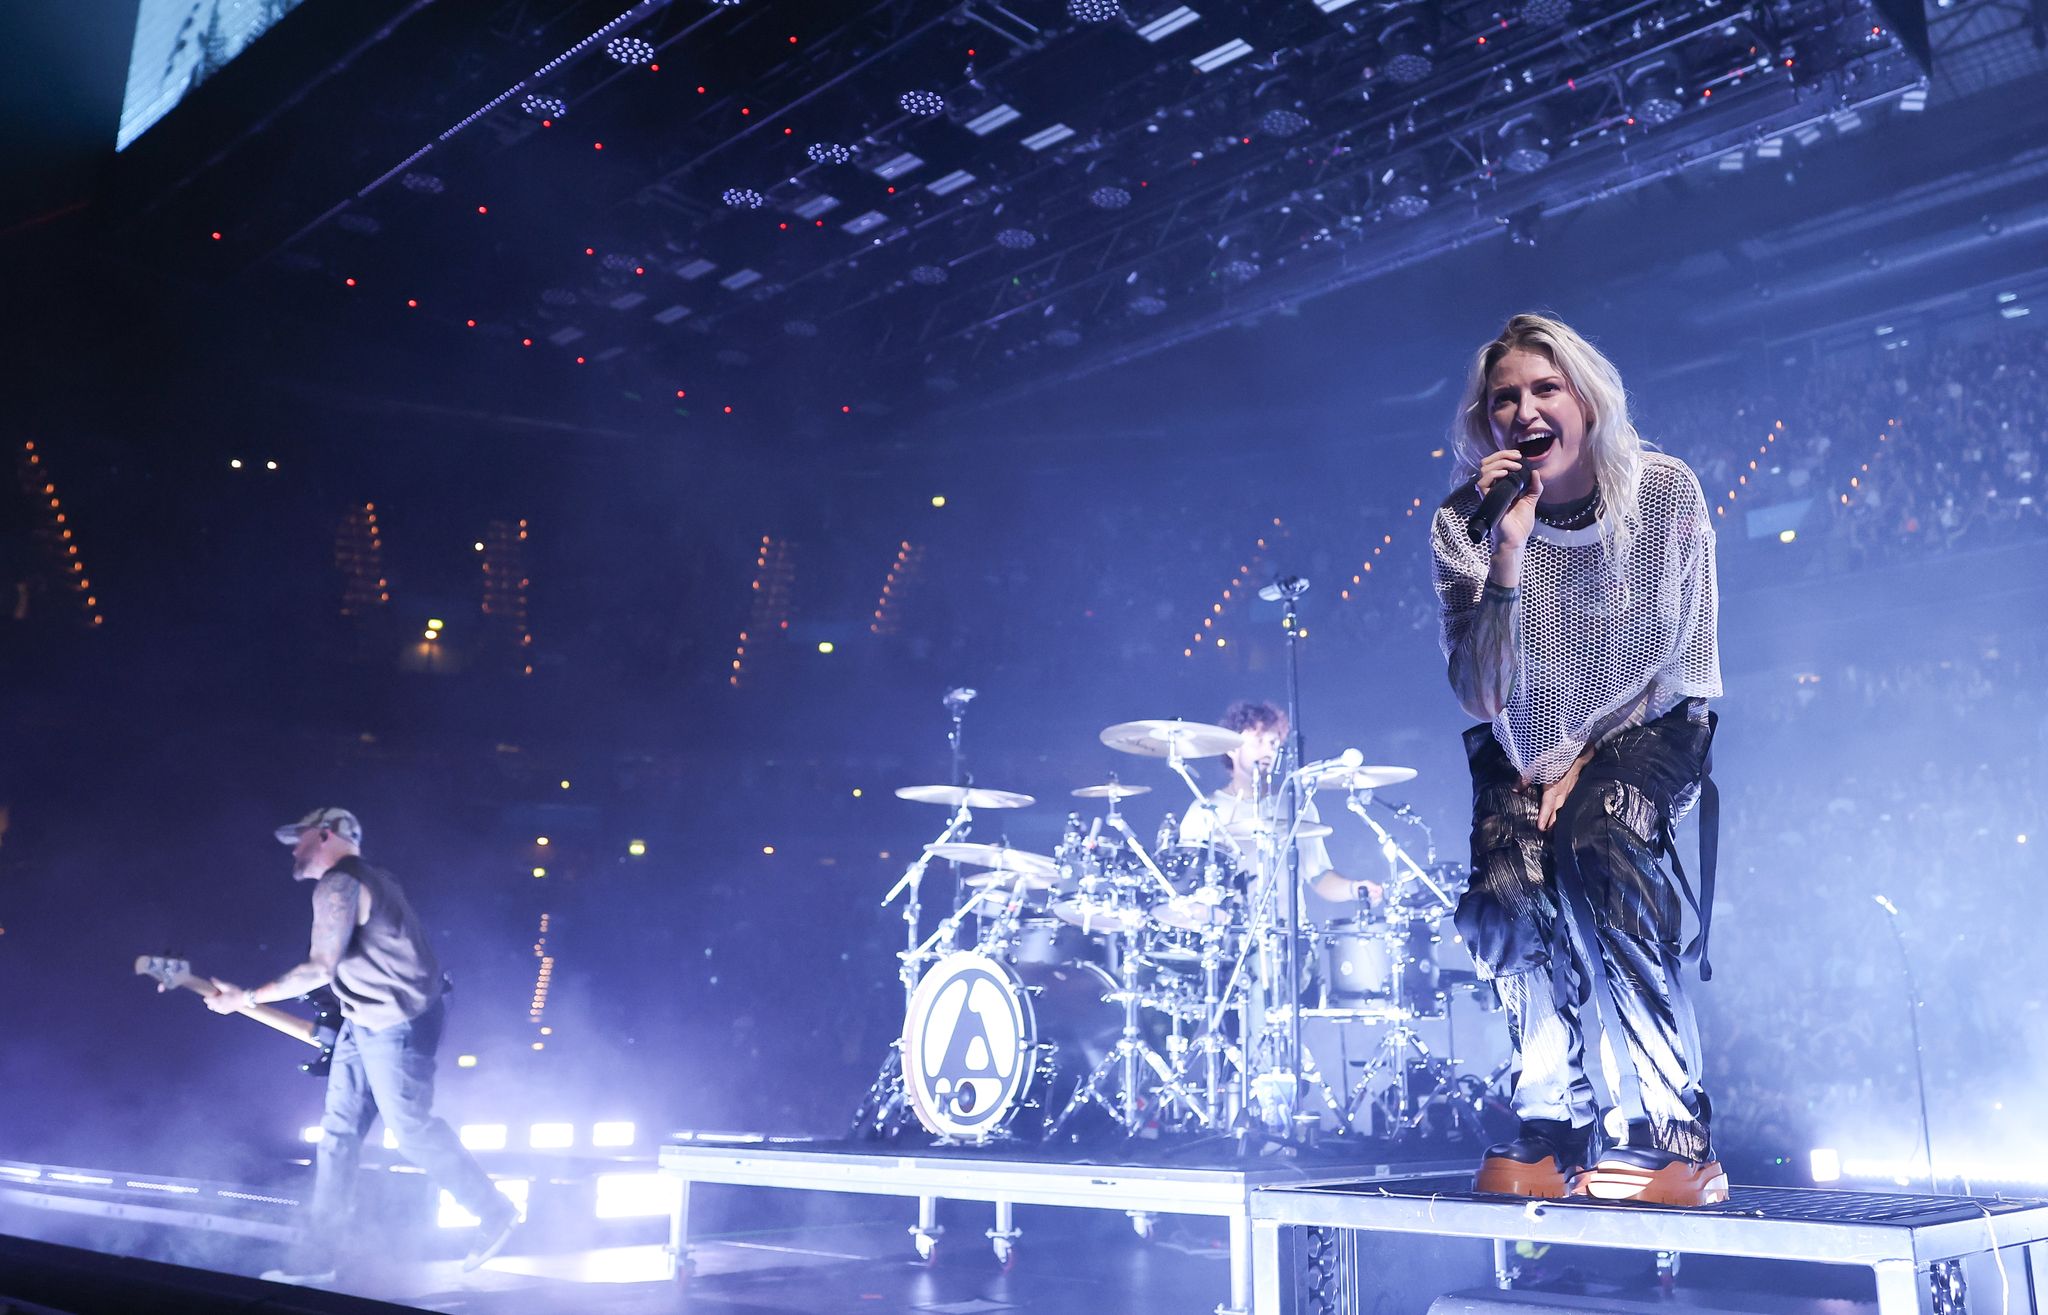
[7,0,2048,445]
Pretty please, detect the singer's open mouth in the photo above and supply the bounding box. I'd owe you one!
[1514,432,1557,461]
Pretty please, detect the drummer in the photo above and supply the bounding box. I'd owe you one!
[1181,700,1383,909]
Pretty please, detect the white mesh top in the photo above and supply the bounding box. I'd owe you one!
[1431,450,1722,786]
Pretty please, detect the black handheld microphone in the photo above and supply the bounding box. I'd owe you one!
[1465,465,1531,543]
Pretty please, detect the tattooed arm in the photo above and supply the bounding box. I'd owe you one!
[205,869,362,1013]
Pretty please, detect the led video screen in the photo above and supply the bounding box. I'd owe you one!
[118,0,311,150]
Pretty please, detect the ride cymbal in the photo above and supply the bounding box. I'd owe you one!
[923,842,1058,880]
[895,784,1037,809]
[1098,719,1243,759]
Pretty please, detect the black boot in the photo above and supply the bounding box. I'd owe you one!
[1474,1118,1589,1199]
[1579,1113,1728,1206]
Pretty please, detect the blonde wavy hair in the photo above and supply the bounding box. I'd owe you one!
[1449,313,1645,574]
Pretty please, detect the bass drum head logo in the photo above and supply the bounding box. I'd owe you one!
[903,952,1034,1138]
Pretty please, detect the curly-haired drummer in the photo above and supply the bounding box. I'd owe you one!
[1430,314,1724,1205]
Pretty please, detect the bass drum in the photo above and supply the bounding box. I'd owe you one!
[901,951,1119,1142]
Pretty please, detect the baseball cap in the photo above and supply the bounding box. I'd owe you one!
[274,807,363,847]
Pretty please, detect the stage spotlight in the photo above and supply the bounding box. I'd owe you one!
[400,171,447,193]
[1497,112,1555,173]
[1810,1148,1841,1182]
[995,227,1037,250]
[592,1121,637,1148]
[1220,259,1260,282]
[438,1179,529,1229]
[1129,294,1167,315]
[1381,161,1431,218]
[722,188,765,209]
[1627,61,1686,126]
[605,37,655,65]
[460,1124,509,1150]
[1067,0,1121,20]
[1090,185,1133,209]
[909,265,949,285]
[595,1172,681,1219]
[806,142,853,164]
[1377,16,1438,85]
[520,95,565,120]
[1259,108,1311,137]
[899,90,946,116]
[529,1123,575,1149]
[300,1126,324,1144]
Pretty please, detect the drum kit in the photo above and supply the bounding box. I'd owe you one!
[850,707,1497,1151]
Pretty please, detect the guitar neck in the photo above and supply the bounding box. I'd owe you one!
[172,979,321,1048]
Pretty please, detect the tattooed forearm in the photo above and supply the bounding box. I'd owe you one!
[1448,582,1521,721]
[306,870,361,972]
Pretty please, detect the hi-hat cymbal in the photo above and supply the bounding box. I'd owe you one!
[1222,818,1334,841]
[1071,782,1152,800]
[895,784,1037,809]
[924,842,1058,880]
[1306,764,1419,791]
[1099,719,1243,759]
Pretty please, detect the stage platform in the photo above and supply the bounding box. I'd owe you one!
[1250,1173,2048,1315]
[658,1135,1468,1315]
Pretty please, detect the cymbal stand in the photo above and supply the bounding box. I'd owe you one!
[880,803,973,1004]
[1049,929,1209,1138]
[1343,791,1452,911]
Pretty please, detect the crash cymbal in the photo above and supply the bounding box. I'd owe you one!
[963,868,1060,891]
[1221,818,1334,841]
[923,842,1058,881]
[1099,719,1243,759]
[1071,781,1153,800]
[1304,764,1419,791]
[894,784,1037,809]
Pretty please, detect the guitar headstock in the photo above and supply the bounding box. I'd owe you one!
[134,955,200,992]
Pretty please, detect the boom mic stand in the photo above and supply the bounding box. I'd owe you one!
[1874,895,1941,1192]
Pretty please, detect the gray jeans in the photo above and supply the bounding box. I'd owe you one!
[306,996,507,1264]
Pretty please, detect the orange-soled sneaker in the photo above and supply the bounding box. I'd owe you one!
[1473,1121,1587,1199]
[1577,1146,1729,1206]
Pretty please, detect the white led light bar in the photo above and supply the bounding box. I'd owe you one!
[793,194,840,219]
[719,269,762,290]
[927,170,977,196]
[872,152,924,180]
[841,210,888,234]
[652,304,692,324]
[1021,123,1076,151]
[608,291,647,310]
[1191,38,1251,71]
[1138,6,1199,41]
[964,104,1021,135]
[674,258,717,280]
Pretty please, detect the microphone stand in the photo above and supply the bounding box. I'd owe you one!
[1874,895,1940,1192]
[943,688,975,920]
[1274,576,1310,1132]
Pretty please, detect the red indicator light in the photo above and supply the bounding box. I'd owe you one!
[585,247,595,255]
[841,405,851,413]
[697,85,706,93]
[886,186,895,193]
[740,107,750,115]
[210,231,222,240]
[466,319,477,327]
[779,222,788,230]
[345,277,357,287]
[1477,35,1487,44]
[593,141,604,150]
[575,356,586,364]
[815,219,824,227]
[789,35,797,43]
[522,338,533,346]
[649,63,659,72]
[723,406,733,414]
[634,266,645,275]
[676,390,686,398]
[407,299,418,308]
[477,205,488,214]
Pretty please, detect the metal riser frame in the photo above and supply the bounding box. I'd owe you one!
[1248,1179,2048,1315]
[658,1143,1461,1315]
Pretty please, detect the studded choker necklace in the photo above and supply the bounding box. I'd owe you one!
[1536,484,1601,530]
